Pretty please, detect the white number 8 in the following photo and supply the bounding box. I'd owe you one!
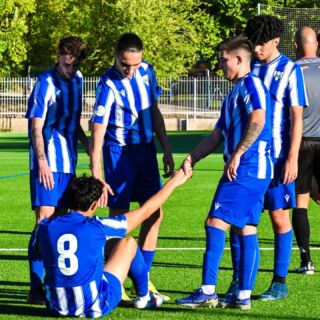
[57,234,78,276]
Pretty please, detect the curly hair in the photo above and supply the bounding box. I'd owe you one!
[69,175,103,212]
[244,15,284,45]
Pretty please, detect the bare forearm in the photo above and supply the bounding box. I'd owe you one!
[153,106,171,153]
[288,112,303,161]
[31,127,46,161]
[234,122,263,157]
[189,129,222,165]
[78,127,89,155]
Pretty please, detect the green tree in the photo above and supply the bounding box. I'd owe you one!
[0,0,35,76]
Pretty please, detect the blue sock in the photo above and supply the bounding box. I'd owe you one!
[239,234,260,290]
[28,229,44,292]
[141,250,155,273]
[274,230,293,277]
[129,247,149,297]
[202,225,226,285]
[230,229,241,281]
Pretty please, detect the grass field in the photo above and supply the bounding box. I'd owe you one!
[0,131,319,320]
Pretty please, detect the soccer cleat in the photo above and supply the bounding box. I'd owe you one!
[258,282,288,301]
[134,292,164,309]
[296,261,314,275]
[148,280,171,301]
[120,286,133,305]
[220,295,251,310]
[225,279,239,299]
[175,288,219,308]
[26,289,46,305]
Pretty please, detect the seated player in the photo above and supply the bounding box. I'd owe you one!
[35,170,190,318]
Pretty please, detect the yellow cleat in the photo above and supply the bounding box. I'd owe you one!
[148,281,170,301]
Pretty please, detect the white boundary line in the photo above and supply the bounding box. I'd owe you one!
[1,247,320,252]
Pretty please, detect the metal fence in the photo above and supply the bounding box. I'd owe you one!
[0,76,232,119]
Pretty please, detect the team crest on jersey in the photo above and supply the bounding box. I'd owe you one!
[284,194,290,202]
[273,71,284,81]
[215,202,221,210]
[142,75,150,86]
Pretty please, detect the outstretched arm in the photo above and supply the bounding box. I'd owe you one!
[153,103,174,178]
[182,127,223,174]
[90,122,113,207]
[225,109,265,181]
[125,169,191,233]
[31,118,54,190]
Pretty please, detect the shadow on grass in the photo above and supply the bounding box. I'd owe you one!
[0,304,47,317]
[0,254,27,261]
[0,230,30,235]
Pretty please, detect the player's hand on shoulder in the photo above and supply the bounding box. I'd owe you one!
[38,159,54,190]
[98,180,114,208]
[163,151,175,178]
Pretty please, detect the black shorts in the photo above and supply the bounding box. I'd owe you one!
[295,138,320,194]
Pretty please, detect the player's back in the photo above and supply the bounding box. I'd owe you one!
[37,211,124,317]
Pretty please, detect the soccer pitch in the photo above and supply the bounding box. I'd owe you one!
[0,131,319,320]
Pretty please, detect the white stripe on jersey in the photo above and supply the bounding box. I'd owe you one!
[57,132,71,173]
[97,216,128,230]
[257,141,267,179]
[289,69,299,106]
[135,70,150,110]
[122,78,141,144]
[106,79,125,145]
[73,286,85,317]
[252,77,267,111]
[47,137,57,172]
[89,280,102,318]
[56,287,69,316]
[100,87,114,125]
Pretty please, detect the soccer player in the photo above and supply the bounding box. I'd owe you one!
[175,36,272,310]
[37,170,191,318]
[227,15,307,301]
[292,26,320,274]
[90,33,174,300]
[25,36,89,304]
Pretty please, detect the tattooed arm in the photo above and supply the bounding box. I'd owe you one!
[225,109,265,181]
[30,118,54,189]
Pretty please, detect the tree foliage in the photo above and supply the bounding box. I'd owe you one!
[0,0,35,76]
[1,0,320,77]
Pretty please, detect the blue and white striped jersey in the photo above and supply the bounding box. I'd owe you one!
[90,61,161,146]
[251,54,308,158]
[25,67,83,174]
[37,212,127,318]
[215,72,273,179]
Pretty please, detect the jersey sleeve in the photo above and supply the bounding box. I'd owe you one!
[146,64,162,103]
[90,77,114,125]
[287,64,308,108]
[243,76,268,113]
[93,214,127,240]
[25,75,55,119]
[215,96,227,130]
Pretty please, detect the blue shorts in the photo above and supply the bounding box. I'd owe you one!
[100,272,122,316]
[208,174,271,228]
[29,171,73,209]
[103,143,161,209]
[264,158,296,210]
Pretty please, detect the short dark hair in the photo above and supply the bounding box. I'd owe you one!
[69,175,103,212]
[58,36,87,61]
[115,33,143,55]
[244,15,284,45]
[217,36,253,55]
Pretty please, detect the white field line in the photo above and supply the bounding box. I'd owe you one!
[1,247,320,252]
